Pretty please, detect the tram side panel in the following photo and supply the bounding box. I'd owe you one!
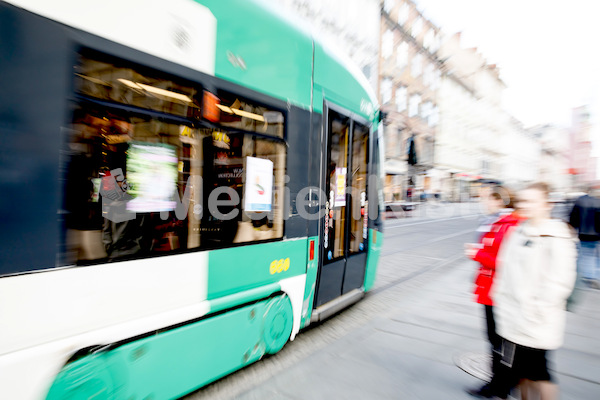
[298,109,324,328]
[0,2,68,276]
[0,6,304,400]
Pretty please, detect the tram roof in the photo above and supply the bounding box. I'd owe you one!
[200,0,379,122]
[4,0,378,122]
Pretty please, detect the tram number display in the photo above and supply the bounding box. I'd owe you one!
[269,258,290,274]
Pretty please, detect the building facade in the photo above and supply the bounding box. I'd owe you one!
[433,32,517,200]
[271,0,551,200]
[379,0,442,201]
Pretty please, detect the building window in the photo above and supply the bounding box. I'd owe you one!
[396,86,407,112]
[411,53,422,77]
[412,17,423,37]
[396,41,409,69]
[423,29,434,50]
[421,101,432,120]
[381,78,393,104]
[382,30,394,59]
[409,93,421,117]
[431,33,440,52]
[432,69,441,90]
[423,63,434,87]
[429,106,439,127]
[398,3,409,26]
[384,0,394,13]
[397,127,405,156]
[423,136,433,163]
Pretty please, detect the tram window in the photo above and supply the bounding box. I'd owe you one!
[75,55,200,119]
[63,107,285,265]
[324,111,350,262]
[201,131,285,246]
[62,54,286,266]
[63,106,199,263]
[348,122,369,254]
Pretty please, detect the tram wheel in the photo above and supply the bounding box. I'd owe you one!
[262,294,293,354]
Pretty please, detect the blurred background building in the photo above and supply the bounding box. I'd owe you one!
[530,124,571,194]
[434,32,515,201]
[271,0,598,201]
[569,106,597,190]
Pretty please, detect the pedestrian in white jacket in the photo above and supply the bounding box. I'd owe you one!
[492,182,577,400]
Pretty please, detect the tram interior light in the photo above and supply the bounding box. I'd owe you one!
[75,73,110,86]
[117,78,194,103]
[216,103,265,122]
[117,78,141,90]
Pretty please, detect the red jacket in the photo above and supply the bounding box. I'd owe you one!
[471,212,522,305]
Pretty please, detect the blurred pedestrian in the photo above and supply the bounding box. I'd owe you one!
[475,185,503,240]
[465,186,521,399]
[492,182,577,400]
[569,184,600,289]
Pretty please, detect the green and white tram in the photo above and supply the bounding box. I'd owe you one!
[0,0,384,398]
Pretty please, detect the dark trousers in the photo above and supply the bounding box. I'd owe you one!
[484,305,503,395]
[493,338,553,398]
[485,305,501,349]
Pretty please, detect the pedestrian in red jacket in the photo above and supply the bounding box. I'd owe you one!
[470,211,522,306]
[464,187,521,398]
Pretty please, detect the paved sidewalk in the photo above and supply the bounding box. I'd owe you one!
[235,260,600,400]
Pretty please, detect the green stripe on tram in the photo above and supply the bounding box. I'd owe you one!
[46,239,308,400]
[207,239,308,300]
[46,295,293,400]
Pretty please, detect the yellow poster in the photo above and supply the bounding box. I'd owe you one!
[335,167,347,207]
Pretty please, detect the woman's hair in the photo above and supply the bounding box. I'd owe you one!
[524,182,551,199]
[489,185,514,209]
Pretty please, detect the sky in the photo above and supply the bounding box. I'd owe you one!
[415,0,600,134]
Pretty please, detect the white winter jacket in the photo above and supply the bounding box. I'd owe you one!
[493,219,577,350]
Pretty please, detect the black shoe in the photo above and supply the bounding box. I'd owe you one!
[465,384,494,398]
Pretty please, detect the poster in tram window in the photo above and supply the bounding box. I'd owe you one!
[244,156,273,212]
[126,142,178,212]
[335,167,347,207]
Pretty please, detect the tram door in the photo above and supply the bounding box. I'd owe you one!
[315,107,370,307]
